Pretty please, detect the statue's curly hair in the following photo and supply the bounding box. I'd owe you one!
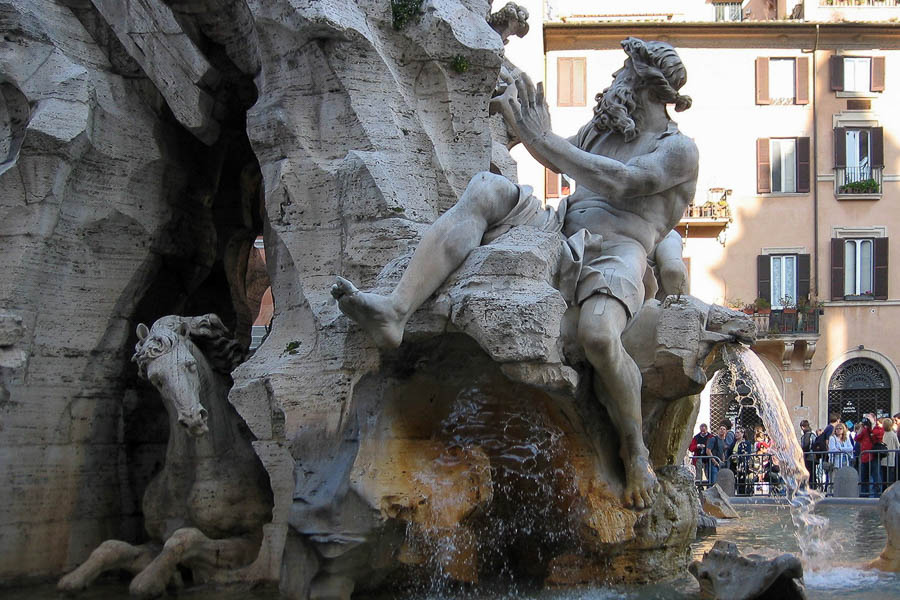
[621,37,692,112]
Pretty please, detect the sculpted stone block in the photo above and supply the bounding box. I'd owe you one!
[690,540,807,600]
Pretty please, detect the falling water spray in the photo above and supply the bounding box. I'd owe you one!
[720,344,835,570]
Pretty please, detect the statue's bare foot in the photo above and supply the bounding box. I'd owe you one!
[331,276,406,349]
[623,455,659,510]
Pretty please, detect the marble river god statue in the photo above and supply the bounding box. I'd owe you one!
[333,37,699,511]
[58,315,273,598]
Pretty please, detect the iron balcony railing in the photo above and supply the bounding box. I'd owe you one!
[819,0,900,6]
[682,203,731,220]
[835,166,883,196]
[751,309,819,336]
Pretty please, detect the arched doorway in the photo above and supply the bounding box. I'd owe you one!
[827,358,892,424]
[709,369,763,434]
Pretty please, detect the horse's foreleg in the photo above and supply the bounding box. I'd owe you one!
[58,540,157,594]
[129,527,256,599]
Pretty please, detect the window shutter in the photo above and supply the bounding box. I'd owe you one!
[831,238,845,300]
[796,57,809,104]
[874,237,889,300]
[871,56,885,92]
[833,128,847,168]
[798,254,811,301]
[572,57,586,107]
[558,58,573,106]
[871,127,884,169]
[758,255,772,304]
[545,167,559,198]
[757,138,771,194]
[830,55,844,91]
[756,57,771,105]
[797,137,811,193]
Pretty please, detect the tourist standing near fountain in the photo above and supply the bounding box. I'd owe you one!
[881,418,899,486]
[858,414,885,497]
[332,37,698,510]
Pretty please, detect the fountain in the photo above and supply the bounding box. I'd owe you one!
[3,2,899,600]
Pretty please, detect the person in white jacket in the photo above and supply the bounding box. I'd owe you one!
[881,417,899,485]
[827,422,854,494]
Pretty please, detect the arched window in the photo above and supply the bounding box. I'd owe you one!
[827,358,891,424]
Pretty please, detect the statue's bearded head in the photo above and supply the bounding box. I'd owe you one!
[593,37,692,141]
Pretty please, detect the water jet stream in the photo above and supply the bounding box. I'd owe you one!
[720,344,834,570]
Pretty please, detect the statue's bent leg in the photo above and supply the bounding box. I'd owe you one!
[577,295,659,510]
[57,540,157,593]
[332,171,519,348]
[128,528,254,599]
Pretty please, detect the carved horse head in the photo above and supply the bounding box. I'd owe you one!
[132,314,246,437]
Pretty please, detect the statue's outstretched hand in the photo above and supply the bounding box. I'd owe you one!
[491,69,551,145]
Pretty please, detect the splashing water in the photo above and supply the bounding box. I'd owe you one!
[720,344,834,570]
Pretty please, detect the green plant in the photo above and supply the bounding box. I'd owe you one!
[778,295,796,309]
[450,55,470,74]
[391,0,424,30]
[284,340,301,355]
[839,178,880,194]
[754,297,771,311]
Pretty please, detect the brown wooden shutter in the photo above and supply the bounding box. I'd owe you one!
[874,237,889,300]
[831,238,845,300]
[558,58,573,106]
[758,255,772,304]
[871,127,884,169]
[798,254,811,301]
[796,57,809,104]
[830,55,844,91]
[757,138,771,193]
[572,57,586,107]
[833,128,847,168]
[545,167,559,198]
[797,137,811,193]
[756,57,771,105]
[871,56,885,92]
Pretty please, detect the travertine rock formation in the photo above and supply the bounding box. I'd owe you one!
[0,0,263,583]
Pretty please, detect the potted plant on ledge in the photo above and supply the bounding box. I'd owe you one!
[839,178,880,195]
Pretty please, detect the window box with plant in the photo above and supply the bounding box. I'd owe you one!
[838,178,880,195]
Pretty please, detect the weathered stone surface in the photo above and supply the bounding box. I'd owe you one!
[869,480,900,572]
[690,540,807,600]
[701,484,740,519]
[833,466,860,498]
[716,468,736,496]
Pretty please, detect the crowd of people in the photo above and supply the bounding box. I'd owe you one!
[688,412,900,497]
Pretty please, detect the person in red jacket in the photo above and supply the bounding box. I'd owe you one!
[857,413,885,497]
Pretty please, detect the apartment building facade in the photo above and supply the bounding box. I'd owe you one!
[500,0,900,431]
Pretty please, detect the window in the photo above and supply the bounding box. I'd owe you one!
[844,239,874,297]
[545,168,575,198]
[830,236,888,300]
[770,255,797,308]
[755,57,809,105]
[714,2,743,22]
[557,57,586,107]
[757,137,810,194]
[833,127,884,195]
[830,55,885,93]
[757,252,810,307]
[844,57,871,92]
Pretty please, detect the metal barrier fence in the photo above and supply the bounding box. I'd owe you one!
[688,449,900,497]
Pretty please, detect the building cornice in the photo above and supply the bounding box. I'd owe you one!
[544,21,900,51]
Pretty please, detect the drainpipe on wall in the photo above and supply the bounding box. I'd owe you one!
[806,24,821,298]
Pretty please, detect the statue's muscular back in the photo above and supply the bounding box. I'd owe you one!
[561,125,697,254]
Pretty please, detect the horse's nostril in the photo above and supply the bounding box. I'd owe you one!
[199,408,208,421]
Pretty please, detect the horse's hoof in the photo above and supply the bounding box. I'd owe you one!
[129,575,166,599]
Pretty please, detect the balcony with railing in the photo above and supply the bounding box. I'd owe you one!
[835,166,882,198]
[819,0,899,6]
[680,191,731,231]
[751,309,821,368]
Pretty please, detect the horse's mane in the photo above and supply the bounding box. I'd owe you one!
[133,314,247,377]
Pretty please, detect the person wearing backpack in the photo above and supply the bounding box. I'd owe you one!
[707,425,729,486]
[800,420,817,488]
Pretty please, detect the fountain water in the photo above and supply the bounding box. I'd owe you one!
[719,344,833,570]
